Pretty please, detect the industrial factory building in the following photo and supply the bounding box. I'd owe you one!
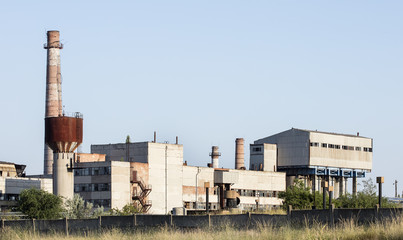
[81,140,285,213]
[0,31,374,214]
[252,128,373,198]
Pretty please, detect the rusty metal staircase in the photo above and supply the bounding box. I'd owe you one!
[131,171,152,213]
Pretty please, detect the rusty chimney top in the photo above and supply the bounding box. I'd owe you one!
[235,138,245,170]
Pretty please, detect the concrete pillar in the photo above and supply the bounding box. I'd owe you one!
[286,176,296,187]
[334,177,340,199]
[344,178,348,195]
[353,176,357,196]
[339,177,344,196]
[53,152,74,200]
[312,175,317,193]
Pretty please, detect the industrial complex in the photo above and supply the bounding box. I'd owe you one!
[0,31,374,214]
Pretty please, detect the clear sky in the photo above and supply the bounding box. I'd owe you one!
[0,1,402,197]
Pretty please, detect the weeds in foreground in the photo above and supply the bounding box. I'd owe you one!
[2,216,403,240]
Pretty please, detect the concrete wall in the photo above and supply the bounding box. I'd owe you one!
[249,143,277,172]
[255,129,310,167]
[91,142,149,163]
[182,166,218,209]
[0,177,52,199]
[74,161,130,209]
[76,153,106,163]
[309,131,372,170]
[254,128,373,170]
[3,208,401,232]
[147,143,184,214]
[110,161,131,209]
[230,169,285,208]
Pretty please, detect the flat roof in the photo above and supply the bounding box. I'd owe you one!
[292,128,371,139]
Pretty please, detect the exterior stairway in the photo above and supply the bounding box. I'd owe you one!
[131,171,152,213]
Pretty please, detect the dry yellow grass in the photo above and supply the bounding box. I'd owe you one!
[2,216,403,240]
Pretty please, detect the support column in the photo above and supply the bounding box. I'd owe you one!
[353,175,357,196]
[339,177,344,196]
[286,176,296,187]
[334,177,340,199]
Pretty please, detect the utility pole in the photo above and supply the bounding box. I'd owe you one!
[322,180,328,209]
[205,182,210,214]
[377,177,384,208]
[394,180,398,198]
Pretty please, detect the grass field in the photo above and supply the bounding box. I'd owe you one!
[1,216,403,240]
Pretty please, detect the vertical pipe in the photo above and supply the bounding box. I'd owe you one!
[206,187,209,213]
[379,182,382,208]
[154,131,156,143]
[323,186,326,209]
[235,138,245,169]
[44,30,63,175]
[176,136,178,145]
[165,145,168,213]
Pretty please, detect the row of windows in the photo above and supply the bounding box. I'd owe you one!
[233,189,278,198]
[74,167,111,176]
[310,142,372,152]
[74,183,110,192]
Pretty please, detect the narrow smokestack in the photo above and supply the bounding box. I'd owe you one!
[235,138,245,169]
[153,131,156,143]
[44,30,63,175]
[210,146,220,168]
[176,136,178,144]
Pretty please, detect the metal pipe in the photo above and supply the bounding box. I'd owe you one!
[205,185,209,214]
[195,167,201,209]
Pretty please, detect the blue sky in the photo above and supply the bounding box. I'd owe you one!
[0,1,402,196]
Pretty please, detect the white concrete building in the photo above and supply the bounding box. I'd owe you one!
[89,140,286,213]
[253,128,373,197]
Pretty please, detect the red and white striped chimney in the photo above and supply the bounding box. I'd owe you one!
[43,30,63,175]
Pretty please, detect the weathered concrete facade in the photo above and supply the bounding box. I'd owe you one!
[74,161,131,210]
[253,128,373,198]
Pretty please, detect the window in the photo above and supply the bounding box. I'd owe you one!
[348,146,354,151]
[364,147,373,152]
[322,143,327,148]
[310,142,319,147]
[342,145,348,150]
[253,147,262,152]
[328,144,335,149]
[335,145,340,149]
[355,147,361,151]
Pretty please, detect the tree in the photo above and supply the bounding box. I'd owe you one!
[108,203,141,216]
[18,188,63,219]
[65,194,94,219]
[334,178,397,208]
[279,179,314,209]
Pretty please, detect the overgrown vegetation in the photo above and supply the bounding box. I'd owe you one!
[17,189,139,219]
[17,188,64,219]
[279,178,397,210]
[2,216,403,239]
